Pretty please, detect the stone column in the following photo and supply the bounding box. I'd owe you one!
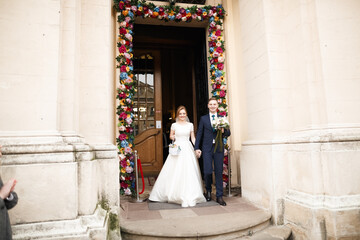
[0,0,119,238]
[232,0,360,239]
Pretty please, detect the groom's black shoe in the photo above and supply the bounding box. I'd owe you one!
[216,197,227,206]
[205,191,212,202]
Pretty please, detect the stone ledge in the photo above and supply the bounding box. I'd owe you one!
[286,189,360,210]
[12,206,108,240]
[244,225,292,240]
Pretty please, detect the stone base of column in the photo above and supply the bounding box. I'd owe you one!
[12,206,120,240]
[0,133,120,238]
[240,127,360,239]
[284,190,360,239]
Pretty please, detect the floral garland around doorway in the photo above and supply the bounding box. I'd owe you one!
[115,0,228,196]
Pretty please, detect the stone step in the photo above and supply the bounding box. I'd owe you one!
[242,225,292,240]
[120,197,272,240]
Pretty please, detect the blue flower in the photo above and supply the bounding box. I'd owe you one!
[121,140,129,148]
[129,30,133,35]
[186,9,190,14]
[210,17,214,22]
[128,11,134,18]
[210,64,215,70]
[154,7,159,12]
[129,66,133,71]
[209,47,214,53]
[215,70,223,78]
[120,72,128,80]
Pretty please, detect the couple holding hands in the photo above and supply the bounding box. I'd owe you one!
[149,97,231,207]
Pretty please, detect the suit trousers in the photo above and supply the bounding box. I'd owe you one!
[202,150,224,197]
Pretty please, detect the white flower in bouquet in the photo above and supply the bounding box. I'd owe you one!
[169,142,181,155]
[212,117,229,130]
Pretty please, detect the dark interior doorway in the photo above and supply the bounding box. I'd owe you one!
[133,24,208,170]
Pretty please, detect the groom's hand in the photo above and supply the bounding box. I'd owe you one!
[195,150,202,158]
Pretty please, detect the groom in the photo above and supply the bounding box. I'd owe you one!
[195,97,231,206]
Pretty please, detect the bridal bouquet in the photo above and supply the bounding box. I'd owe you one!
[169,142,181,156]
[212,117,229,152]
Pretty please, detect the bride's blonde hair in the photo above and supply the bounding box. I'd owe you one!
[176,106,187,118]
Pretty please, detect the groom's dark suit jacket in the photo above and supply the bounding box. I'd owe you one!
[194,114,231,153]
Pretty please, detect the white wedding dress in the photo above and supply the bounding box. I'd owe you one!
[149,122,206,207]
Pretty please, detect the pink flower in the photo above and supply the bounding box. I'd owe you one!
[220,85,226,90]
[124,147,132,154]
[124,53,131,59]
[119,45,126,53]
[219,111,227,117]
[216,47,223,53]
[131,6,137,12]
[210,22,216,28]
[119,125,126,131]
[119,92,126,98]
[125,33,132,41]
[120,65,127,72]
[218,63,224,70]
[119,153,126,160]
[219,90,226,97]
[211,35,217,40]
[213,51,220,57]
[125,166,133,173]
[215,30,222,36]
[119,133,127,141]
[218,56,224,62]
[120,160,127,168]
[120,112,127,119]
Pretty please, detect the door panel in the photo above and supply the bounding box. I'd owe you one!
[133,50,162,176]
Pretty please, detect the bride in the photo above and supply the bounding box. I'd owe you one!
[149,106,206,207]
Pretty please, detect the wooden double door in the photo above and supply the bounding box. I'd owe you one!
[133,24,209,176]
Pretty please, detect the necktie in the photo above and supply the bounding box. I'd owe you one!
[212,114,215,121]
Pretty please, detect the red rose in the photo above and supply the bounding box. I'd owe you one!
[120,27,127,34]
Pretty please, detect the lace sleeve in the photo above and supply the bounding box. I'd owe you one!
[171,123,176,131]
[190,123,194,132]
